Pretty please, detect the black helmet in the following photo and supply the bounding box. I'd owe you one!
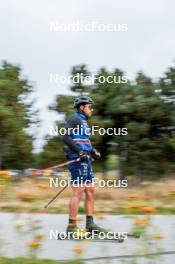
[73,96,94,109]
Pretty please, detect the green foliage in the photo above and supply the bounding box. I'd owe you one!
[38,136,65,168]
[42,64,175,181]
[0,257,84,264]
[0,62,39,169]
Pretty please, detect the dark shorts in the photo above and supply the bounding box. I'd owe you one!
[67,159,94,184]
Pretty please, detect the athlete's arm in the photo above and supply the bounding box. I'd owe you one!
[62,116,81,154]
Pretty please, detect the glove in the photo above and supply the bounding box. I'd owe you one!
[92,148,101,160]
[79,151,89,161]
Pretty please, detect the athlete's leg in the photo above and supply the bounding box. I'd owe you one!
[85,159,95,216]
[67,159,89,232]
[69,186,85,220]
[84,185,95,216]
[84,162,107,233]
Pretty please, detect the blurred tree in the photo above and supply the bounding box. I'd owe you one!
[107,71,175,182]
[70,64,90,94]
[41,64,175,182]
[38,136,65,168]
[0,61,39,169]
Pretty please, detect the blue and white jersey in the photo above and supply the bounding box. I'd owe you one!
[63,112,93,159]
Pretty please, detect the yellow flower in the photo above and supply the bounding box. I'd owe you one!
[27,241,41,248]
[72,246,85,254]
[141,206,156,213]
[153,234,164,239]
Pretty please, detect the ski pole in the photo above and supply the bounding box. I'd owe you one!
[43,158,80,208]
[44,182,69,208]
[38,158,80,174]
[44,158,80,170]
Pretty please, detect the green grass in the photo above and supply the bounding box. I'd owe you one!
[78,206,85,213]
[0,205,21,212]
[0,257,84,264]
[155,206,175,214]
[1,204,175,214]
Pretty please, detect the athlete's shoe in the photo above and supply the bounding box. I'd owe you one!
[66,224,88,239]
[86,223,109,234]
[66,224,79,234]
